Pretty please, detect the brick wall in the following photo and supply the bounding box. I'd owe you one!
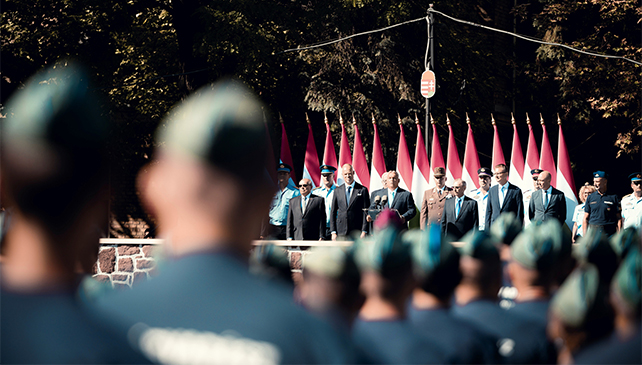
[92,242,313,289]
[93,244,159,289]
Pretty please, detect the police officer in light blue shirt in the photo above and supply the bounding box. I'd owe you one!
[267,163,300,240]
[468,167,493,231]
[312,164,337,240]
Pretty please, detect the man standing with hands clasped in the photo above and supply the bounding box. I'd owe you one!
[330,164,370,240]
[528,170,566,225]
[583,171,621,236]
[441,179,478,239]
[287,179,326,241]
[420,167,452,229]
[485,163,524,229]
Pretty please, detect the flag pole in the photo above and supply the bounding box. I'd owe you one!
[425,4,435,162]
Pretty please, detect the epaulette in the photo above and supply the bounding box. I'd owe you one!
[312,186,322,191]
[622,193,632,199]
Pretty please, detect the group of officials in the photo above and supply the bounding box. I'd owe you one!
[265,154,641,242]
[2,63,640,365]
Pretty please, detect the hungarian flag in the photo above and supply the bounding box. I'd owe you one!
[322,112,338,182]
[462,113,481,195]
[491,114,506,167]
[280,114,297,188]
[523,114,540,186]
[539,114,557,187]
[369,114,387,193]
[338,112,352,186]
[556,115,578,228]
[396,116,413,192]
[352,115,370,190]
[445,115,462,183]
[263,111,277,187]
[302,113,321,188]
[412,115,431,211]
[428,115,445,188]
[509,113,526,191]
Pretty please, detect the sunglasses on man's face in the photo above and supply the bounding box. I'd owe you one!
[634,181,641,186]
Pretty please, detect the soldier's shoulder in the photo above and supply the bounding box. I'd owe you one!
[622,193,632,200]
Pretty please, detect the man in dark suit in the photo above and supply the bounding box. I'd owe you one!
[441,179,478,239]
[528,171,567,224]
[485,163,524,229]
[287,178,326,241]
[367,171,416,228]
[330,164,370,240]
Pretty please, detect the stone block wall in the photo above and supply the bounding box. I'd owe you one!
[93,244,158,289]
[93,242,313,289]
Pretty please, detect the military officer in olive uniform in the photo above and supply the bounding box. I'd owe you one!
[621,172,642,229]
[522,169,542,227]
[468,167,493,231]
[420,167,453,229]
[583,171,622,236]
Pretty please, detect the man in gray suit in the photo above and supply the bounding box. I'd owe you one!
[528,171,567,225]
[441,179,478,239]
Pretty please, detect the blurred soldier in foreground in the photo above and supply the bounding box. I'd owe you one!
[489,213,523,308]
[583,171,621,236]
[453,231,556,363]
[0,64,150,363]
[573,245,641,364]
[351,212,447,364]
[298,246,364,332]
[621,172,642,229]
[95,80,354,364]
[406,225,499,363]
[506,220,567,326]
[548,264,614,364]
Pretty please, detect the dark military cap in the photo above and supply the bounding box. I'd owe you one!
[320,164,337,174]
[550,264,604,327]
[489,212,522,246]
[477,167,493,177]
[531,169,543,180]
[159,79,267,181]
[405,224,459,278]
[593,171,608,178]
[277,163,293,173]
[609,227,640,260]
[629,172,642,182]
[433,167,446,177]
[459,231,499,261]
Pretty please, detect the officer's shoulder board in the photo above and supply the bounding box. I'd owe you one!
[622,193,632,200]
[312,186,322,191]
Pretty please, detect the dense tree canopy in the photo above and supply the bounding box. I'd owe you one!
[2,0,639,236]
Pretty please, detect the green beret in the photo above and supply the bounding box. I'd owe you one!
[158,80,267,181]
[405,224,459,278]
[304,247,360,284]
[489,212,523,246]
[354,227,411,276]
[574,228,618,281]
[4,63,107,161]
[550,264,604,327]
[511,220,565,270]
[609,227,640,260]
[612,246,641,311]
[459,231,499,261]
